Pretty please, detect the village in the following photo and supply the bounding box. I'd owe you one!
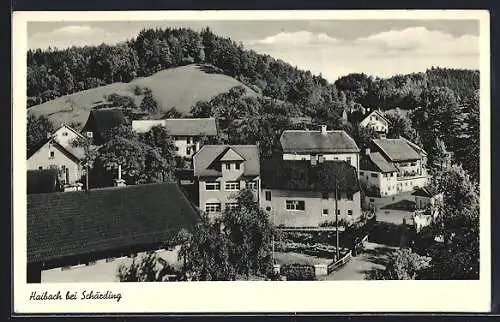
[26,101,450,283]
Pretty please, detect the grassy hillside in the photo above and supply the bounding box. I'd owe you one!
[28,64,258,129]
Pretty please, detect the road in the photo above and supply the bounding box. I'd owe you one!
[319,242,397,280]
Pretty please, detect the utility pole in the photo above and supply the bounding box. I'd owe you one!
[335,182,339,261]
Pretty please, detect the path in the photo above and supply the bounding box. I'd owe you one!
[318,242,397,281]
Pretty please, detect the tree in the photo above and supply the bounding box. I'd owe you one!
[138,125,177,169]
[366,248,431,280]
[118,252,180,282]
[27,113,54,155]
[384,109,421,145]
[420,165,480,279]
[140,88,160,114]
[222,189,275,278]
[179,214,236,281]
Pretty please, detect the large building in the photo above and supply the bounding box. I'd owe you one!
[132,118,217,159]
[359,138,430,196]
[27,125,87,186]
[27,182,200,283]
[279,126,360,171]
[193,145,260,215]
[260,158,362,228]
[359,110,390,136]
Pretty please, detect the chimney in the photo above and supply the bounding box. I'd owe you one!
[365,148,370,155]
[320,125,327,136]
[114,164,126,187]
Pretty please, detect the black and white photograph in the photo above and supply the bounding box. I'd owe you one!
[13,10,490,313]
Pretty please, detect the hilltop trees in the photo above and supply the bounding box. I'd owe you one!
[27,114,54,154]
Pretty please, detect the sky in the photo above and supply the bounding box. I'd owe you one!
[27,20,480,82]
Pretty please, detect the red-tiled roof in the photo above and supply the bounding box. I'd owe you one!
[193,145,260,177]
[280,130,360,154]
[132,118,217,136]
[372,138,421,161]
[360,152,398,173]
[27,183,200,264]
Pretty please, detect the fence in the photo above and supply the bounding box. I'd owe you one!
[327,250,352,275]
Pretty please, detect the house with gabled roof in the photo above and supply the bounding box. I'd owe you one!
[27,182,200,283]
[359,149,399,197]
[132,118,218,159]
[280,125,360,171]
[260,158,362,228]
[193,145,260,216]
[367,138,430,194]
[359,110,390,136]
[81,109,127,145]
[27,125,87,186]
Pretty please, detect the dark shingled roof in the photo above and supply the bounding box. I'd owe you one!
[372,138,421,161]
[132,118,217,136]
[360,152,398,173]
[261,158,360,193]
[280,130,360,153]
[27,169,61,194]
[27,183,200,264]
[82,109,127,143]
[193,145,260,177]
[412,186,439,198]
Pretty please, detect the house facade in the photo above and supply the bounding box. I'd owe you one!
[132,118,218,159]
[370,138,430,194]
[359,110,390,136]
[193,145,260,216]
[260,158,362,228]
[280,126,360,172]
[27,182,200,283]
[359,149,399,197]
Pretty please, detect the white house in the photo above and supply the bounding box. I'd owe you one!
[279,126,361,172]
[132,118,218,159]
[359,149,399,197]
[193,145,260,216]
[260,158,362,228]
[359,110,390,136]
[27,125,87,186]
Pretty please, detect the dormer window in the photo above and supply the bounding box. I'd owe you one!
[225,163,231,170]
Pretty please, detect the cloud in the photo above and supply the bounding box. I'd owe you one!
[354,27,479,56]
[252,31,340,46]
[247,27,479,81]
[29,25,125,50]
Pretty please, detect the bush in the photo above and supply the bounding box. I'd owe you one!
[280,264,316,281]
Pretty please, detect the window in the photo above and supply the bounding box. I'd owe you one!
[225,181,240,191]
[359,171,364,176]
[186,137,191,144]
[205,181,221,191]
[371,173,378,178]
[226,203,239,210]
[388,186,391,191]
[265,191,271,201]
[38,166,43,170]
[286,200,305,211]
[334,157,339,160]
[85,131,93,138]
[175,146,179,151]
[235,163,240,170]
[62,131,68,136]
[226,163,231,170]
[322,209,329,216]
[205,203,221,213]
[336,209,341,216]
[266,206,272,211]
[347,210,353,216]
[49,151,55,159]
[186,147,191,155]
[347,192,353,201]
[322,192,329,199]
[247,181,257,190]
[346,157,351,164]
